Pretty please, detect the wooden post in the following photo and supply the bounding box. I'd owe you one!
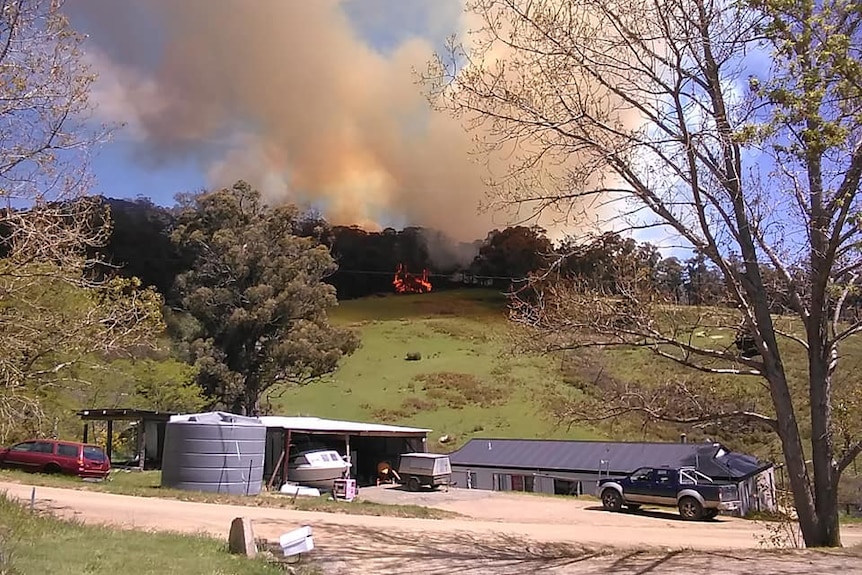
[344,434,351,479]
[106,420,113,462]
[267,449,285,491]
[137,419,146,470]
[281,429,292,485]
[82,423,89,443]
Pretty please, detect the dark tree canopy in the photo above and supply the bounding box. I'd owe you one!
[472,225,553,280]
[171,181,359,415]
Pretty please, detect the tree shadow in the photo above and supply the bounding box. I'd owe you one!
[276,528,862,575]
[259,524,775,575]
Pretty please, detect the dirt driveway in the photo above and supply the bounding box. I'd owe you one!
[2,481,861,574]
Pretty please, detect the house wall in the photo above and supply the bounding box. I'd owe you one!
[452,465,606,496]
[737,467,777,515]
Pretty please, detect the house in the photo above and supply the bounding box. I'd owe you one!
[259,416,430,487]
[449,438,775,515]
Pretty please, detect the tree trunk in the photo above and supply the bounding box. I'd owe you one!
[808,345,842,546]
[766,371,819,545]
[813,487,842,547]
[243,374,261,417]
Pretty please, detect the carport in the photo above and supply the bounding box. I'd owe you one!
[76,408,176,470]
[259,416,430,488]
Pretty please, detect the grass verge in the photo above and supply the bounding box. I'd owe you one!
[0,491,291,575]
[0,469,458,520]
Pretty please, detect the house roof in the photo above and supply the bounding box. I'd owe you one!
[258,416,430,437]
[449,438,772,480]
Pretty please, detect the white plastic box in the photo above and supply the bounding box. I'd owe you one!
[279,526,314,557]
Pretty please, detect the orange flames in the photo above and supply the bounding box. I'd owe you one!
[393,263,432,294]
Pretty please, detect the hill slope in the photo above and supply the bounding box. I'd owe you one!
[266,289,606,450]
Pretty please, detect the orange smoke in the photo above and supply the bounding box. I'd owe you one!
[393,263,432,294]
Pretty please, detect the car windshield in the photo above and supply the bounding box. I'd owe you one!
[83,447,106,461]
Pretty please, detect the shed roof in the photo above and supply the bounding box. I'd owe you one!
[77,408,176,422]
[259,416,430,437]
[449,438,772,480]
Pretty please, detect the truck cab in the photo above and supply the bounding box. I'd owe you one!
[598,466,740,520]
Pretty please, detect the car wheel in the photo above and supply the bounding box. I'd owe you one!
[601,489,623,512]
[407,477,420,492]
[704,509,719,519]
[43,463,61,475]
[678,496,704,520]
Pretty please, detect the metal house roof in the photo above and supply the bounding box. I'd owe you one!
[449,438,772,480]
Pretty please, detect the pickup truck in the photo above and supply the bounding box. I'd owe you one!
[598,466,741,520]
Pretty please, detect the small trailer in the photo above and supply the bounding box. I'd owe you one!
[397,453,452,491]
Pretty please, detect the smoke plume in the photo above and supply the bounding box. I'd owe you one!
[70,0,611,241]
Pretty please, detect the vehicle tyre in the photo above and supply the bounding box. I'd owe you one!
[43,463,61,475]
[704,509,719,520]
[626,504,641,511]
[407,477,420,492]
[678,496,704,520]
[601,489,623,512]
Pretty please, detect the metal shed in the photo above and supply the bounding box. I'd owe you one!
[259,416,430,488]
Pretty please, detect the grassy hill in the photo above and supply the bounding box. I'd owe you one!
[266,289,607,450]
[265,288,862,466]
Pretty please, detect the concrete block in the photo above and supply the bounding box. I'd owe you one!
[228,516,257,558]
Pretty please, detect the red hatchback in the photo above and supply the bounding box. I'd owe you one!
[0,439,111,480]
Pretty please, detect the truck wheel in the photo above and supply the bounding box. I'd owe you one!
[407,477,420,492]
[704,509,719,520]
[601,489,623,512]
[678,497,703,520]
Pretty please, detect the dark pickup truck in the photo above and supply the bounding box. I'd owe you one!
[598,466,741,520]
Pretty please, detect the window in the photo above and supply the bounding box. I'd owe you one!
[493,473,507,491]
[32,442,54,454]
[510,474,535,492]
[655,469,672,484]
[57,444,78,458]
[10,442,34,452]
[631,469,654,482]
[83,447,106,462]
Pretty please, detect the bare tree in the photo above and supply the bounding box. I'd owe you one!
[0,1,163,440]
[425,0,862,547]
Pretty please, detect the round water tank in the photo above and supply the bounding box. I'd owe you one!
[161,411,265,496]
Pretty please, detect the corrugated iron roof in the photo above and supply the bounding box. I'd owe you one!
[449,438,772,480]
[258,416,430,436]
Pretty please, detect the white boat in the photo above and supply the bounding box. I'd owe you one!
[287,449,350,490]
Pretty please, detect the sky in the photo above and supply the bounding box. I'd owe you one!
[65,0,525,241]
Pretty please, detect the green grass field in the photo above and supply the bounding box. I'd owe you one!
[266,289,606,450]
[0,492,290,575]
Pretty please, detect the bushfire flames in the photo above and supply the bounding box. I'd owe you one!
[393,263,432,294]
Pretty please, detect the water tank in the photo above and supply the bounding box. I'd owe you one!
[161,411,266,495]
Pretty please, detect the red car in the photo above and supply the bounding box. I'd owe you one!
[0,439,111,480]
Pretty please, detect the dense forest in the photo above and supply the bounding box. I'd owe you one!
[102,195,738,307]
